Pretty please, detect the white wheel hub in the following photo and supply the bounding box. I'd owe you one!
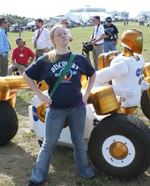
[102,135,135,167]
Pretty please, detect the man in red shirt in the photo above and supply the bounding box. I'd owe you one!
[8,38,35,75]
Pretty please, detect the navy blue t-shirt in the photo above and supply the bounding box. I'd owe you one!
[103,24,119,41]
[25,52,95,109]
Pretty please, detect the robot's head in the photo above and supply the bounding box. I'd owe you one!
[121,28,143,54]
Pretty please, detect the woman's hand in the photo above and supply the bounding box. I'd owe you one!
[23,73,52,106]
[82,72,96,105]
[37,92,52,106]
[82,92,89,105]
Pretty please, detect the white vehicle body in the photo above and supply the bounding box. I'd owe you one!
[28,90,107,147]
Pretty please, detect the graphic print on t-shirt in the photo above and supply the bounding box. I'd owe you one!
[105,27,114,40]
[60,68,72,82]
[51,61,79,83]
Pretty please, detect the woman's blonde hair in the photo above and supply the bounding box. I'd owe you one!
[48,24,64,63]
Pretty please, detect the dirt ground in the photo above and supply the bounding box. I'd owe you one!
[0,90,150,186]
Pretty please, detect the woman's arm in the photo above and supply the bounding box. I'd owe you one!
[82,72,96,104]
[23,72,52,106]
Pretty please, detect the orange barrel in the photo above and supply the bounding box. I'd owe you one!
[88,86,119,115]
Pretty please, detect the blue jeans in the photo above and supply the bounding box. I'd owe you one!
[30,105,95,183]
[104,41,117,53]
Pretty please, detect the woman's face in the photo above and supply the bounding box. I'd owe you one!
[52,27,69,48]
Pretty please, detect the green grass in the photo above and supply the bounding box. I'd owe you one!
[8,22,150,63]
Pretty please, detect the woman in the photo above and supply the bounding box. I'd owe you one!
[23,24,96,186]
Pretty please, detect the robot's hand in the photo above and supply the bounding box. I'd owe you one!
[122,87,135,98]
[141,80,149,90]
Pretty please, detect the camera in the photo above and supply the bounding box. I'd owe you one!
[82,42,93,54]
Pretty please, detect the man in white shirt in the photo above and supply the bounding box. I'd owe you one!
[32,18,53,60]
[91,16,105,70]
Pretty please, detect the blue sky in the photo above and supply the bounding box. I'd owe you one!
[0,0,149,18]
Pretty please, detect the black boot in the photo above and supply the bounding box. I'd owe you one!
[27,180,39,186]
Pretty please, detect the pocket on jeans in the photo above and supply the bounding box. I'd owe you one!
[48,109,60,119]
[75,105,86,118]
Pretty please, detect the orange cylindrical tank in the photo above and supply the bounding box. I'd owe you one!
[88,86,119,115]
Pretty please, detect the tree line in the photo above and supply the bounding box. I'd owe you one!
[0,14,28,26]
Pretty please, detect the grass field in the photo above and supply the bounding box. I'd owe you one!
[7,21,150,62]
[0,21,150,186]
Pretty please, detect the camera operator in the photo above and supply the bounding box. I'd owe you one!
[82,41,93,59]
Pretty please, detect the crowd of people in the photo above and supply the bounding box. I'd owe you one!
[0,15,119,186]
[0,16,119,76]
[0,17,74,76]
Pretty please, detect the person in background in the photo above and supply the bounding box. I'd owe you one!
[103,17,119,53]
[0,17,11,76]
[23,24,96,186]
[91,16,105,70]
[8,38,35,75]
[32,18,53,60]
[60,18,73,42]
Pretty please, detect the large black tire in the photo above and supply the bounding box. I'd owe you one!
[88,113,150,180]
[140,90,150,119]
[0,101,18,146]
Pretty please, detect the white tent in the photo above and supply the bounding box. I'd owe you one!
[64,12,80,22]
[95,12,113,22]
[27,21,35,27]
[64,11,112,23]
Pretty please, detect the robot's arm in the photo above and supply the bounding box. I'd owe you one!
[141,80,149,90]
[93,82,135,99]
[96,61,129,83]
[112,85,135,98]
[93,83,135,98]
